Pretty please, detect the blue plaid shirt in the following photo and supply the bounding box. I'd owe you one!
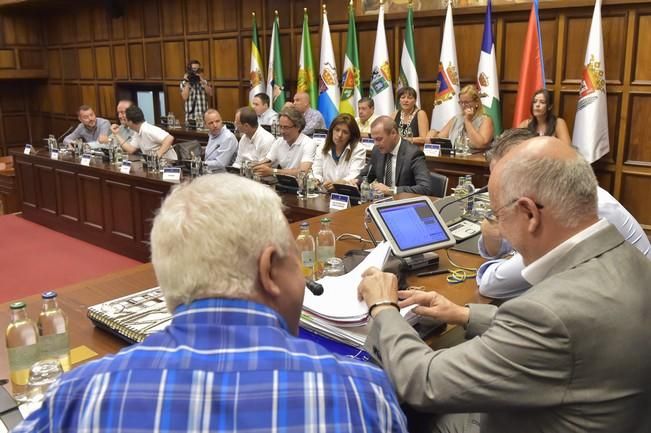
[14,298,408,432]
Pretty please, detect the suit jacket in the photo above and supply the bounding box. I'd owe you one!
[358,139,432,195]
[366,224,651,433]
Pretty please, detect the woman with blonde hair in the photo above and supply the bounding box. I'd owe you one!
[428,84,494,151]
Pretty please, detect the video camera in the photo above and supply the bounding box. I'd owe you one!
[186,65,203,85]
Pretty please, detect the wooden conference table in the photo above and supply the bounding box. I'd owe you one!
[0,197,487,393]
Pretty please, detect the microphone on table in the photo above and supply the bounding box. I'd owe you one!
[437,185,488,217]
[57,124,76,145]
[305,279,324,296]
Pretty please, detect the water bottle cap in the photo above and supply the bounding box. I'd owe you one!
[300,222,309,229]
[10,301,26,310]
[41,291,58,299]
[320,217,331,223]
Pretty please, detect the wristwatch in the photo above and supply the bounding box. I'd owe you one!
[273,168,278,176]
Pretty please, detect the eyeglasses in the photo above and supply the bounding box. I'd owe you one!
[486,197,544,222]
[459,100,475,106]
[278,124,296,130]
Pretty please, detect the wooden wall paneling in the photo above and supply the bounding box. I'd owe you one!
[1,15,15,45]
[45,17,61,46]
[501,16,557,84]
[500,90,517,129]
[330,31,342,77]
[79,173,105,231]
[92,4,110,41]
[35,164,57,215]
[128,43,145,80]
[1,84,25,112]
[113,44,128,78]
[620,173,651,226]
[0,50,14,69]
[95,46,112,79]
[61,48,79,80]
[55,168,80,222]
[452,21,483,84]
[211,0,238,32]
[327,0,350,23]
[2,114,28,145]
[162,0,185,36]
[126,2,144,39]
[78,47,95,79]
[413,24,441,84]
[98,85,116,119]
[266,0,291,29]
[633,13,651,84]
[75,9,92,43]
[18,49,44,69]
[241,36,252,81]
[145,42,163,79]
[212,38,239,80]
[625,94,651,165]
[17,160,36,208]
[111,15,125,40]
[45,84,65,114]
[64,84,81,115]
[105,180,135,240]
[187,40,210,77]
[165,84,185,120]
[80,85,98,111]
[164,41,186,80]
[595,169,614,193]
[186,0,209,35]
[133,185,166,245]
[143,0,161,37]
[293,1,320,27]
[280,33,293,84]
[60,15,77,45]
[240,0,264,31]
[215,86,240,120]
[563,13,626,84]
[48,49,61,79]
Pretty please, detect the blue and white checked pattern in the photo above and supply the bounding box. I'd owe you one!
[14,298,408,433]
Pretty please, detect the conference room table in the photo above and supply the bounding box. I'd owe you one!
[0,194,488,396]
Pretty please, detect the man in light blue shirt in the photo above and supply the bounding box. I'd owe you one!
[477,128,651,299]
[63,105,111,147]
[204,108,238,172]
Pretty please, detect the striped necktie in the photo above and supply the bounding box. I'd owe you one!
[384,153,393,187]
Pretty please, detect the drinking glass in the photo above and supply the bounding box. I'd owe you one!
[323,257,345,277]
[26,359,63,404]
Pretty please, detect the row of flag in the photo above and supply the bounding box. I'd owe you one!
[248,0,608,163]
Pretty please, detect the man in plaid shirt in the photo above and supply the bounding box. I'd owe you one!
[13,174,408,433]
[180,59,213,124]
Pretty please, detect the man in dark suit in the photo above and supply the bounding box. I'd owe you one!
[357,116,432,196]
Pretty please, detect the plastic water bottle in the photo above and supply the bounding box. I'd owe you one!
[38,291,70,372]
[360,177,371,204]
[316,218,336,278]
[5,301,39,401]
[463,175,476,217]
[296,222,315,279]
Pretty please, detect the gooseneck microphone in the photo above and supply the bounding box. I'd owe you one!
[437,185,488,216]
[305,279,324,296]
[57,124,76,144]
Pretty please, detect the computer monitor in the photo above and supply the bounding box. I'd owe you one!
[367,196,456,258]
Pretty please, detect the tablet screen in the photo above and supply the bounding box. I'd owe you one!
[376,200,453,251]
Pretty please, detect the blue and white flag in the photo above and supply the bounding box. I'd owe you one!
[318,8,339,127]
[477,0,502,136]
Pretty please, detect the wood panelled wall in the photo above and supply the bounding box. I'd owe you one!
[0,0,650,227]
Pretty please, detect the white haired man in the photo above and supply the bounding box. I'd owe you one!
[358,137,651,433]
[14,175,408,433]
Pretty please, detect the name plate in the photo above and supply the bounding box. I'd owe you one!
[50,149,59,160]
[80,154,92,166]
[329,193,350,211]
[120,160,132,174]
[162,167,182,183]
[424,143,441,157]
[24,144,32,155]
[312,133,327,147]
[361,138,375,152]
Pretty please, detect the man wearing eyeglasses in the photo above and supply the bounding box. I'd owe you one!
[252,107,316,178]
[477,128,650,299]
[357,136,651,433]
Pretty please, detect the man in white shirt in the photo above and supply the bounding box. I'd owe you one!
[252,107,316,178]
[355,97,378,136]
[477,128,651,299]
[121,105,177,160]
[252,93,278,126]
[233,106,274,168]
[203,109,238,173]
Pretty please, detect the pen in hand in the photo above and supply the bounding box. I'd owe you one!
[416,268,449,277]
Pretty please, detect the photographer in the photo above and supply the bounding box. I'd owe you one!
[180,59,213,125]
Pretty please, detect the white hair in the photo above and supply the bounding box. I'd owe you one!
[150,174,293,311]
[499,152,598,228]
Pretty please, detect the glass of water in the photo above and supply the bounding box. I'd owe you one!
[323,257,345,277]
[27,359,63,404]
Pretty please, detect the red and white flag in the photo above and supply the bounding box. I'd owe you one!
[573,0,609,163]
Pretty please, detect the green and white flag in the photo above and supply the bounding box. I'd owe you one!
[249,13,265,104]
[477,0,502,136]
[339,2,361,117]
[369,3,394,116]
[398,3,420,107]
[297,9,318,108]
[266,11,285,112]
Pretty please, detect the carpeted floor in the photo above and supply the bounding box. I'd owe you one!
[0,214,142,303]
